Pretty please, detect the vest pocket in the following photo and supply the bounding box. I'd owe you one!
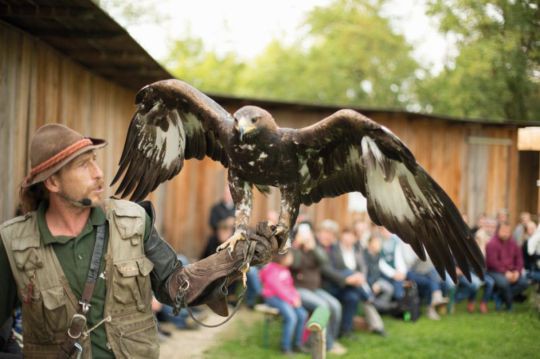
[113,258,154,311]
[42,286,68,334]
[22,293,49,343]
[21,286,67,343]
[115,315,159,358]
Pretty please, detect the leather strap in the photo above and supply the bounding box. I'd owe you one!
[79,223,108,314]
[58,223,108,359]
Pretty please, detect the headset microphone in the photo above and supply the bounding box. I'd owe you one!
[58,192,93,207]
[79,198,92,206]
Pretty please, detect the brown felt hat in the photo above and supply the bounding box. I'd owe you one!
[23,124,107,187]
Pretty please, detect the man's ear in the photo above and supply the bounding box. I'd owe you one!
[44,175,61,194]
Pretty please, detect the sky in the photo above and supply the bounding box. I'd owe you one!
[103,0,456,75]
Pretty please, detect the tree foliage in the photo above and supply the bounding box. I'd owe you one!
[167,0,419,108]
[418,0,539,121]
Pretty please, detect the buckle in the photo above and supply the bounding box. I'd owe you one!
[79,300,91,314]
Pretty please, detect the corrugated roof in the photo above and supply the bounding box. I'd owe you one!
[0,0,172,90]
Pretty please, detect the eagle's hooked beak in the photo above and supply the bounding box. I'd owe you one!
[238,118,256,141]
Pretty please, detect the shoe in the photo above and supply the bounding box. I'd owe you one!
[427,306,440,320]
[329,341,347,355]
[479,302,488,314]
[281,349,295,356]
[293,344,310,354]
[431,290,449,307]
[466,301,475,313]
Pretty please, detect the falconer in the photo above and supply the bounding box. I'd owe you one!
[0,123,280,358]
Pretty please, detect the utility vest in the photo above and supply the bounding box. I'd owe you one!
[0,199,159,359]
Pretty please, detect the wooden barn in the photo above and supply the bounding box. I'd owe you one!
[2,0,539,259]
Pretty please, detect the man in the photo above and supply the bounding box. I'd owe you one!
[0,124,280,358]
[325,228,386,337]
[486,222,528,310]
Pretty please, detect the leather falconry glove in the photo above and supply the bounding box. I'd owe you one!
[166,221,285,316]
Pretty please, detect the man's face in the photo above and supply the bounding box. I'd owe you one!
[340,231,356,248]
[317,229,337,247]
[54,151,105,207]
[498,224,511,241]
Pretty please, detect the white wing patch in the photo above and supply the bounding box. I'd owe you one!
[136,104,186,170]
[362,136,430,223]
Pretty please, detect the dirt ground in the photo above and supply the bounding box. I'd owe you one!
[158,307,260,359]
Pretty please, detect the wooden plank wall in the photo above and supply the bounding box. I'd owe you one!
[0,23,135,221]
[1,22,524,259]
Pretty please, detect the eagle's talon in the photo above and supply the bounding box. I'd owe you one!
[217,231,247,253]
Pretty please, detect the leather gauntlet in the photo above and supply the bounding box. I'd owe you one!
[166,222,284,316]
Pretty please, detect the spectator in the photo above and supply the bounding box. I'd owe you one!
[353,219,372,249]
[513,212,532,247]
[401,245,448,320]
[496,208,509,225]
[290,222,346,355]
[445,269,491,314]
[202,215,235,258]
[364,235,396,312]
[486,222,528,310]
[326,228,386,337]
[475,217,497,257]
[208,183,235,232]
[0,316,21,358]
[525,226,540,289]
[378,227,407,302]
[260,252,309,355]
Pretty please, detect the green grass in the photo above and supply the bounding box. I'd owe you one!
[204,300,539,359]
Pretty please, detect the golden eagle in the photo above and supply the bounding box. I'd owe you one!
[112,79,484,282]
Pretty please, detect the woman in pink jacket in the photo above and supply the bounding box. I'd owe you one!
[260,252,308,354]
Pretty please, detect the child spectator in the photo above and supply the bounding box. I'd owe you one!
[260,252,308,355]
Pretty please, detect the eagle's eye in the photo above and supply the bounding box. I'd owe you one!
[251,117,259,124]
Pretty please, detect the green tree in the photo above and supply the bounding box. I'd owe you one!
[165,37,246,94]
[419,0,539,121]
[239,0,419,108]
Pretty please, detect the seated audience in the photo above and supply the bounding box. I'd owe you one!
[260,252,308,355]
[364,235,396,312]
[290,221,346,355]
[325,228,386,337]
[378,227,407,302]
[486,222,528,310]
[401,245,448,320]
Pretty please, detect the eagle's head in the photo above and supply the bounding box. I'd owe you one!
[233,106,278,141]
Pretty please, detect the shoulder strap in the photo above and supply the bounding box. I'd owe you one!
[79,223,108,314]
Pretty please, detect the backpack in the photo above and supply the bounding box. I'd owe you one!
[400,282,421,322]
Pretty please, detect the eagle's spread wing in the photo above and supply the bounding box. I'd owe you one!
[288,109,484,282]
[111,79,233,201]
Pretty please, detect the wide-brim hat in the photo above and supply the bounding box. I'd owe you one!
[23,123,107,187]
